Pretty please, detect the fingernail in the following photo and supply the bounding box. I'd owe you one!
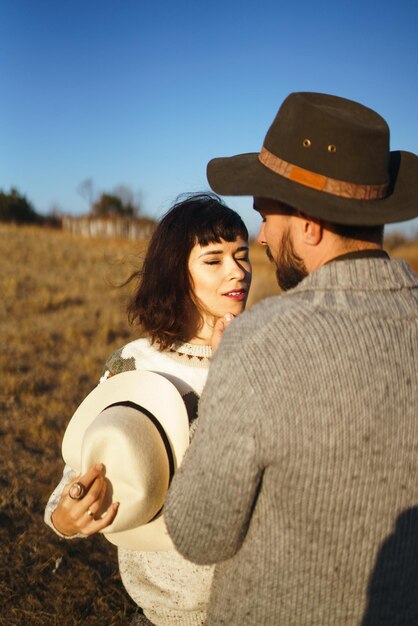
[225,313,234,322]
[95,463,104,471]
[101,502,119,518]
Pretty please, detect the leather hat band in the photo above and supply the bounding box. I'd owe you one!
[259,147,389,200]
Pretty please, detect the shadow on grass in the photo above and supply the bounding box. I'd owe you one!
[362,507,418,625]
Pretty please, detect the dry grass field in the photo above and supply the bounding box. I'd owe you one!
[390,242,418,274]
[1,223,416,625]
[0,224,278,626]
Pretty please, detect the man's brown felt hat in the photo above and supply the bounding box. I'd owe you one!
[207,92,418,225]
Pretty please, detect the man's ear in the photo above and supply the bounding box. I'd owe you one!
[301,216,323,246]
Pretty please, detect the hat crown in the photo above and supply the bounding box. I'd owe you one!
[264,92,390,185]
[81,406,170,533]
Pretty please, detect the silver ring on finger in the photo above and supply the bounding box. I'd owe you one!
[86,508,95,518]
[69,481,86,500]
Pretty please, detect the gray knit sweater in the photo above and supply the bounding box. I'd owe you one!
[165,257,418,625]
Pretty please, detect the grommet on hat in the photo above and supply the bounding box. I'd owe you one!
[62,370,189,551]
[207,92,418,225]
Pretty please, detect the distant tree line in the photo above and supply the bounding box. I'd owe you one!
[0,188,43,224]
[92,191,138,218]
[77,179,141,218]
[1,184,417,250]
[0,182,142,225]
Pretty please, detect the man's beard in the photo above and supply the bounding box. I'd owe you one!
[266,229,308,291]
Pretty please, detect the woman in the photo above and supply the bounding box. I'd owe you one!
[45,193,252,626]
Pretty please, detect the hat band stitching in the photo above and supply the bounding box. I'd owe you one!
[106,400,175,523]
[259,147,389,200]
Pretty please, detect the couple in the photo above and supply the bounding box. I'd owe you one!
[46,92,418,625]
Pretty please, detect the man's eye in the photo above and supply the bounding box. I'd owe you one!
[236,256,250,262]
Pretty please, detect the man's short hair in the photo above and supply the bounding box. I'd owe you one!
[325,222,384,245]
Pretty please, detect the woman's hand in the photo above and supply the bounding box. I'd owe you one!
[211,313,235,353]
[51,463,119,537]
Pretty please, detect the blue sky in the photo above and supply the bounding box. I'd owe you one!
[1,0,417,236]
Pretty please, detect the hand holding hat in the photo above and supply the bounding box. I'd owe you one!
[57,370,189,551]
[51,463,120,537]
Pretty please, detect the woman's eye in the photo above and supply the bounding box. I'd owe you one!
[205,260,220,265]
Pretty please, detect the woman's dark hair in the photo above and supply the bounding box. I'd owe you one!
[127,193,248,350]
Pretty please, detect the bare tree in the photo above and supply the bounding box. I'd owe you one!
[77,178,94,212]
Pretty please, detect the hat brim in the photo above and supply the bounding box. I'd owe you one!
[62,370,190,550]
[207,150,418,225]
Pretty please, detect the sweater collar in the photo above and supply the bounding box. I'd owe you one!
[291,256,418,293]
[170,342,212,359]
[327,249,390,264]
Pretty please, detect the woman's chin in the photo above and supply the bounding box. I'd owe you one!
[218,303,247,318]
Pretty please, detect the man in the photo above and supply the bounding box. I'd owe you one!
[164,92,418,625]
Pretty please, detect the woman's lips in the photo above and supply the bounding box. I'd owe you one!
[222,289,247,301]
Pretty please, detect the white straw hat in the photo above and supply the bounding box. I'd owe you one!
[62,370,189,551]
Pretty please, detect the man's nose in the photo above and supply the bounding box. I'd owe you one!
[257,222,266,245]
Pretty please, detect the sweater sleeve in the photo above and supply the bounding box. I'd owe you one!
[164,328,262,565]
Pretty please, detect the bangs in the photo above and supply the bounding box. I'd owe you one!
[192,200,248,247]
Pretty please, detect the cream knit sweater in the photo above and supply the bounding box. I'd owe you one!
[165,257,418,625]
[45,338,213,626]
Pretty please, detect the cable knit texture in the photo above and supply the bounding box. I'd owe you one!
[165,258,418,626]
[45,338,213,626]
